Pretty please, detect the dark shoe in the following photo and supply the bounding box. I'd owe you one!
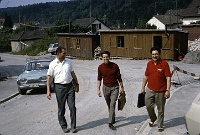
[148,121,154,127]
[71,128,77,133]
[158,127,164,132]
[108,123,116,130]
[62,128,69,133]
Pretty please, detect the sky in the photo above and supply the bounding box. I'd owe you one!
[0,0,68,8]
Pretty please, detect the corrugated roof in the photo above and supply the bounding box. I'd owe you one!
[99,29,188,33]
[72,17,96,27]
[182,0,200,17]
[154,14,182,25]
[165,9,184,17]
[10,30,47,41]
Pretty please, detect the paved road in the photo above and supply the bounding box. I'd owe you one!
[0,53,200,135]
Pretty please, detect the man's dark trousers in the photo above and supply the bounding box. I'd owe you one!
[54,83,76,129]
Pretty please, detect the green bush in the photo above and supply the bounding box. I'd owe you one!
[12,37,58,56]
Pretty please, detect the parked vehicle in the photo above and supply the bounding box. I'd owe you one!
[48,43,58,55]
[17,59,54,95]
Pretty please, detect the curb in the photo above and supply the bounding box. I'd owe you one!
[0,92,20,105]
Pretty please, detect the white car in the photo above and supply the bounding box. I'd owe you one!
[17,59,54,95]
[48,43,58,55]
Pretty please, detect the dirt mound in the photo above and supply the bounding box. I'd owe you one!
[182,51,200,64]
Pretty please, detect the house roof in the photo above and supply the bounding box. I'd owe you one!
[72,17,96,27]
[165,9,184,17]
[153,14,182,25]
[10,30,47,41]
[99,29,188,34]
[182,0,200,17]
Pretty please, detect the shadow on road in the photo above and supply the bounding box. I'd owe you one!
[77,115,148,131]
[26,88,49,95]
[164,116,185,129]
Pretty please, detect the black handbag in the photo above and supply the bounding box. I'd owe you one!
[137,93,146,108]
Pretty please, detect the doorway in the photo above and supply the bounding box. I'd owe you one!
[153,36,162,49]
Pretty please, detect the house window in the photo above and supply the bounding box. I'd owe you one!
[77,39,80,49]
[198,7,200,14]
[99,24,101,29]
[117,36,124,48]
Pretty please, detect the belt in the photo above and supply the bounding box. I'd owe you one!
[55,82,72,86]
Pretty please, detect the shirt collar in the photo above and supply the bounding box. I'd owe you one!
[150,59,162,65]
[56,58,66,64]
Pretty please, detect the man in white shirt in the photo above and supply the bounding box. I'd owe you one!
[46,46,79,133]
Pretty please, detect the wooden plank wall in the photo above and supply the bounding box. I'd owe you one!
[57,35,100,59]
[100,31,188,60]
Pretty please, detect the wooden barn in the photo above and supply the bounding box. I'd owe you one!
[57,33,100,59]
[99,29,188,60]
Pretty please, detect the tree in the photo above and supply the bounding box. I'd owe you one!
[146,23,157,29]
[3,12,13,28]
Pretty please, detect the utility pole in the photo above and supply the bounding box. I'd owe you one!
[18,12,21,28]
[90,0,92,32]
[90,0,91,23]
[170,9,172,29]
[176,0,178,27]
[69,15,70,33]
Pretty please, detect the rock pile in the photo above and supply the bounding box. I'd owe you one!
[182,38,200,64]
[182,50,200,64]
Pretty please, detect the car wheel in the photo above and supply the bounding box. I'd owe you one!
[51,52,54,55]
[18,87,26,95]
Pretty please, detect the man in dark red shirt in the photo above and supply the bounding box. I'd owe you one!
[97,51,124,130]
[141,46,171,132]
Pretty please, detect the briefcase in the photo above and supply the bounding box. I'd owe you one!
[72,79,79,93]
[137,93,145,108]
[118,91,126,111]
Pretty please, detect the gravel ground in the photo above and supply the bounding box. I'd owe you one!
[0,53,200,135]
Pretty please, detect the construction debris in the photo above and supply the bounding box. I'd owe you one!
[182,38,200,64]
[94,46,101,60]
[188,38,200,52]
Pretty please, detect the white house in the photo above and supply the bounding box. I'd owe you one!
[147,0,200,29]
[72,17,111,34]
[181,0,200,25]
[147,9,183,30]
[10,30,47,52]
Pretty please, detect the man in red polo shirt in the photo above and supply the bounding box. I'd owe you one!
[141,46,171,132]
[97,51,124,130]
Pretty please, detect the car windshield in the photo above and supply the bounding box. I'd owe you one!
[53,43,58,48]
[25,61,50,71]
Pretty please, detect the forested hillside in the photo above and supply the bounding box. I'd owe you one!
[0,0,192,29]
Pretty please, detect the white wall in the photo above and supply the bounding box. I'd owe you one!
[90,20,110,30]
[11,40,35,52]
[183,17,200,25]
[146,17,165,29]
